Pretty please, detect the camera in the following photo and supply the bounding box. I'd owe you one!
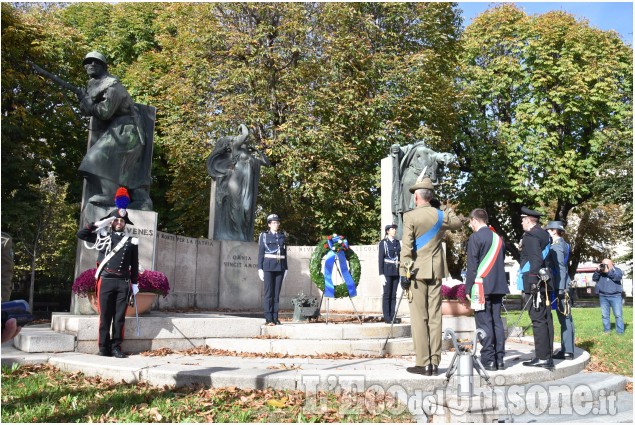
[1,300,34,328]
[599,263,607,272]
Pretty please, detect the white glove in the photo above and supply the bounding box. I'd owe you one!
[380,275,386,286]
[131,283,139,295]
[93,216,116,230]
[258,269,264,281]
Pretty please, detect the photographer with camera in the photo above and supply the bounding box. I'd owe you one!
[593,259,624,335]
[518,207,555,370]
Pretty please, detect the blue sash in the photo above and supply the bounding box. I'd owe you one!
[323,250,357,298]
[413,210,444,252]
[516,244,550,290]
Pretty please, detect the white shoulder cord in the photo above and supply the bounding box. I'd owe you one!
[84,230,112,253]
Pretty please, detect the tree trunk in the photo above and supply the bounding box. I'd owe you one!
[29,246,36,311]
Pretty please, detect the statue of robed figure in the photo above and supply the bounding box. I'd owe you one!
[206,124,271,241]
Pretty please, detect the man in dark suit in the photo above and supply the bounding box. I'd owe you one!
[518,206,555,370]
[464,208,509,371]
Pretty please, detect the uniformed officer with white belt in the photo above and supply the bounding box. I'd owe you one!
[257,214,287,326]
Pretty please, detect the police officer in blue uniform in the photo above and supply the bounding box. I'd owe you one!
[257,214,287,326]
[546,220,575,360]
[77,204,138,358]
[519,206,555,370]
[378,224,401,323]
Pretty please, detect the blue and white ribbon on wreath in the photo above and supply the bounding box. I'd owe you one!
[323,236,357,298]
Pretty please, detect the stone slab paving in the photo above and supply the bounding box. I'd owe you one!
[2,322,632,423]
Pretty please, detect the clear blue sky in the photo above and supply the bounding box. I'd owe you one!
[458,1,633,45]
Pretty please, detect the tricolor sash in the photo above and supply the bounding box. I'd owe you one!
[413,210,444,253]
[471,230,502,311]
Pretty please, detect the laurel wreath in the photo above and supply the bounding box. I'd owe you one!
[309,235,361,299]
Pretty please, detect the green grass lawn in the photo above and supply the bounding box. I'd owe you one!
[1,363,414,423]
[505,306,633,376]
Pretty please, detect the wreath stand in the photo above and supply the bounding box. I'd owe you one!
[321,256,363,325]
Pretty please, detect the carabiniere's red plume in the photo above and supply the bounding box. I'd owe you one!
[114,187,130,210]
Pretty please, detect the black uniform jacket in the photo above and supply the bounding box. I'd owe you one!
[378,238,401,277]
[78,224,139,283]
[464,226,510,297]
[519,225,551,292]
[257,231,287,272]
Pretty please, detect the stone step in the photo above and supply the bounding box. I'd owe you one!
[206,336,415,356]
[13,325,76,353]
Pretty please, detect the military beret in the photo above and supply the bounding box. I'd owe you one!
[545,221,566,232]
[385,224,397,233]
[267,214,280,223]
[409,177,435,193]
[520,206,542,218]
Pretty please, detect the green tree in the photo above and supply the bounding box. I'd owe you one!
[455,4,632,268]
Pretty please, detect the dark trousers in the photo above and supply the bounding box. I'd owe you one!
[524,292,554,360]
[263,271,284,322]
[97,277,130,352]
[475,294,505,364]
[382,275,400,323]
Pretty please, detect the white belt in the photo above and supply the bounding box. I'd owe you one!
[384,259,399,264]
[265,254,285,259]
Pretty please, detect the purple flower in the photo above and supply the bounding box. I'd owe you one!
[138,270,170,297]
[72,268,97,297]
[441,283,468,305]
[72,268,171,298]
[441,284,453,299]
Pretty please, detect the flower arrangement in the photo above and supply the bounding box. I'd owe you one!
[72,268,171,298]
[324,234,349,253]
[310,233,361,299]
[441,283,469,306]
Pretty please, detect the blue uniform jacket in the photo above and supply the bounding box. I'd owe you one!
[519,225,552,292]
[550,238,570,292]
[257,231,287,272]
[378,238,401,277]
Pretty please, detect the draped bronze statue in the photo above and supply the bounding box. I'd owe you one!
[391,141,456,236]
[206,124,271,241]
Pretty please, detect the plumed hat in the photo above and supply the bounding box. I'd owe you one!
[100,187,134,225]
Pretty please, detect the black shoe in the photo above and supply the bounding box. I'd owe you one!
[430,364,439,376]
[97,349,111,357]
[483,361,497,371]
[525,358,554,370]
[522,358,539,366]
[406,366,428,375]
[553,351,573,360]
[497,361,506,370]
[275,320,282,325]
[112,348,128,358]
[394,318,402,324]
